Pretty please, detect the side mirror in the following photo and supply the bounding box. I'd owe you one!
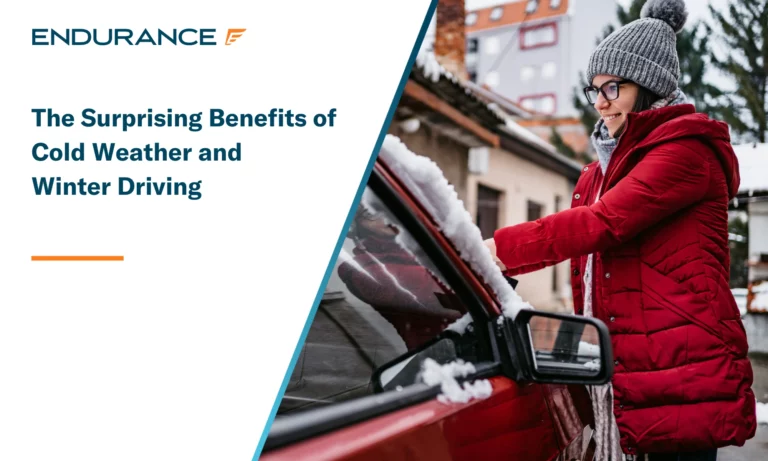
[509,310,613,384]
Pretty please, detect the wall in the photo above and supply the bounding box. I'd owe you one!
[387,122,470,203]
[469,17,569,116]
[466,0,617,117]
[465,146,576,312]
[743,313,768,354]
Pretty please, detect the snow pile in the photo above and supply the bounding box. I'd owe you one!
[733,143,768,194]
[485,102,512,123]
[577,341,601,370]
[584,359,601,371]
[751,283,768,311]
[757,401,768,425]
[502,118,558,153]
[415,50,458,84]
[378,135,534,323]
[578,341,601,357]
[420,358,492,404]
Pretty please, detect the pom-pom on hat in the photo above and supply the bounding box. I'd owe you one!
[587,0,689,98]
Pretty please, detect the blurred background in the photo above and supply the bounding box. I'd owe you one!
[388,1,768,455]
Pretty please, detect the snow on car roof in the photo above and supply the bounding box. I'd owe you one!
[378,134,534,324]
[734,143,768,194]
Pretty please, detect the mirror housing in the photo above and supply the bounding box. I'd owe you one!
[502,310,613,385]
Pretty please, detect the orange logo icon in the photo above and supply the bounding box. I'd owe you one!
[225,29,246,45]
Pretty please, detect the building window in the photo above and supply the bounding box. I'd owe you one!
[484,37,500,55]
[490,6,504,21]
[519,93,557,115]
[527,200,543,222]
[520,66,536,82]
[468,69,478,82]
[477,185,502,240]
[541,61,557,79]
[540,96,556,113]
[550,0,562,9]
[466,12,478,26]
[520,22,558,50]
[467,37,479,53]
[526,0,539,14]
[484,71,500,88]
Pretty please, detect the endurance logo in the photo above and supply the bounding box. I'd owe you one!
[224,29,246,45]
[31,28,247,46]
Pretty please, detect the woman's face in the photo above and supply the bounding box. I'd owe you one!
[592,74,639,138]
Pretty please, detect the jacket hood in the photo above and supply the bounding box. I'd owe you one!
[626,104,741,198]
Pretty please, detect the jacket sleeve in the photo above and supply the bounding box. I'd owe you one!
[494,141,711,276]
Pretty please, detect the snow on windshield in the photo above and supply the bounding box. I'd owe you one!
[378,134,534,327]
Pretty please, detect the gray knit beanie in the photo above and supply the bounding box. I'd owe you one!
[587,0,688,98]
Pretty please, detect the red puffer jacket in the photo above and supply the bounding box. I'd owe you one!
[494,104,756,455]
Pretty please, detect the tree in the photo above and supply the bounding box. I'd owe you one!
[549,127,577,159]
[709,0,768,142]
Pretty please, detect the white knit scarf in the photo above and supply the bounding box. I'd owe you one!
[585,88,690,461]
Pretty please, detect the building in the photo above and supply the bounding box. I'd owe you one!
[516,115,593,161]
[464,0,616,117]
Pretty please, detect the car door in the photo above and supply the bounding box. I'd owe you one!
[367,159,598,461]
[259,158,608,461]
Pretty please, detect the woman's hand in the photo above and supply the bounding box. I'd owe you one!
[484,238,507,272]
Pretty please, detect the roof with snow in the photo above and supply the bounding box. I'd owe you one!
[734,143,768,195]
[411,51,583,182]
[411,51,505,128]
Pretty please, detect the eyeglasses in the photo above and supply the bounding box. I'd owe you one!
[583,80,630,104]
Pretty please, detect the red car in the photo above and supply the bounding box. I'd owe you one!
[259,136,613,461]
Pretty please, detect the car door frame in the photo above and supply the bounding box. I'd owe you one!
[262,159,509,452]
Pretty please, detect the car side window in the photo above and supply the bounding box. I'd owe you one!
[278,186,468,415]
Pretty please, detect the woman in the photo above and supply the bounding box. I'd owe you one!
[485,1,756,460]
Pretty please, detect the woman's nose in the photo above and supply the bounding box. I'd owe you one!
[594,93,610,111]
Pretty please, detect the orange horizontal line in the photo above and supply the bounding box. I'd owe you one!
[31,256,124,261]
